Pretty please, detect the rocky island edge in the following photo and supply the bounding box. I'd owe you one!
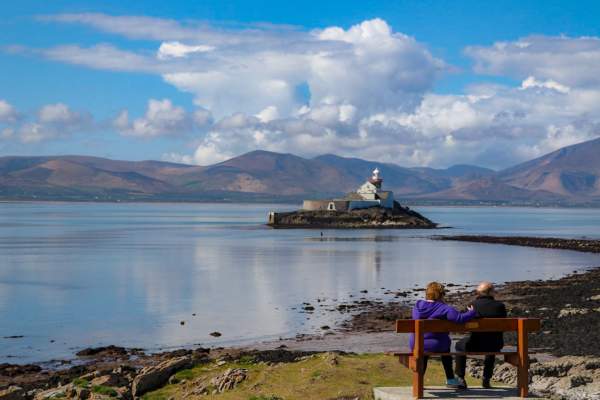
[268,200,436,229]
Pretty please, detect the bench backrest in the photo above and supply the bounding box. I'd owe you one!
[396,318,541,333]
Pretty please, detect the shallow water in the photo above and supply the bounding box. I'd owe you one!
[1,203,599,363]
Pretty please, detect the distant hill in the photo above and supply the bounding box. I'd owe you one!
[313,154,495,195]
[187,151,352,196]
[498,138,600,199]
[1,138,599,205]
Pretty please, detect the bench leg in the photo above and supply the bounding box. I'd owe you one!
[517,319,529,397]
[413,320,425,399]
[398,354,410,369]
[412,357,424,399]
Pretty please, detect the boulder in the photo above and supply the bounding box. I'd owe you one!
[0,364,42,377]
[558,308,589,318]
[114,386,131,400]
[466,358,518,385]
[76,346,128,358]
[65,385,90,400]
[0,386,25,400]
[468,356,600,400]
[131,356,192,397]
[211,368,247,392]
[191,368,247,395]
[91,374,128,388]
[33,387,67,400]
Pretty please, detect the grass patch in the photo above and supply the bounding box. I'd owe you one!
[238,355,256,365]
[72,378,90,388]
[143,352,482,400]
[91,385,118,397]
[142,393,171,400]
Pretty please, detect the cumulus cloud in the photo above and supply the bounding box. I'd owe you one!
[466,35,600,88]
[10,16,600,168]
[34,15,444,118]
[165,70,600,168]
[0,100,19,123]
[114,98,212,138]
[0,102,92,144]
[38,103,89,125]
[114,99,189,137]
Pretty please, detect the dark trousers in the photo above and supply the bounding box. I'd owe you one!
[423,355,454,380]
[454,337,498,380]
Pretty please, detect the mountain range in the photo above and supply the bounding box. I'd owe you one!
[1,137,600,206]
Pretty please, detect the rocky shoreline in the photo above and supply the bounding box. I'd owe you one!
[435,235,600,253]
[2,237,600,399]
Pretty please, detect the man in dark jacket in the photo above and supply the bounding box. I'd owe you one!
[454,281,507,389]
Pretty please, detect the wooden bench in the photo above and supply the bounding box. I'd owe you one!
[394,318,541,398]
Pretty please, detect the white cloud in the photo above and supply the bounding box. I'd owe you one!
[38,103,86,124]
[192,141,233,165]
[0,100,19,123]
[9,17,600,168]
[114,99,212,138]
[520,76,570,93]
[43,44,164,73]
[309,19,442,113]
[466,35,600,88]
[157,41,214,59]
[38,13,288,45]
[256,106,279,123]
[19,123,47,143]
[33,16,444,119]
[161,152,194,165]
[193,108,213,126]
[115,99,190,137]
[0,102,92,144]
[167,69,600,169]
[38,13,202,41]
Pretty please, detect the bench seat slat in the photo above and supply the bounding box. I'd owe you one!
[396,318,541,333]
[392,351,517,356]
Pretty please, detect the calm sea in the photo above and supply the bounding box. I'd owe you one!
[1,203,599,363]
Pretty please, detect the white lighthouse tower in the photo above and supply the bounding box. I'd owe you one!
[301,168,395,211]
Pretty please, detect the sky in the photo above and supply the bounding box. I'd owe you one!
[2,0,600,169]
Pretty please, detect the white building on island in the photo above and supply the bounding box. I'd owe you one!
[302,168,395,211]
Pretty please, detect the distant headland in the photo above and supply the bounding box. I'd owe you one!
[267,169,437,229]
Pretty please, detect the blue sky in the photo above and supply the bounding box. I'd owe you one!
[1,0,600,168]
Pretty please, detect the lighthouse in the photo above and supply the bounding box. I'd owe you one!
[301,168,395,211]
[369,168,383,188]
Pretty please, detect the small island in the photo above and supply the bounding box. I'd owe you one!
[267,168,437,229]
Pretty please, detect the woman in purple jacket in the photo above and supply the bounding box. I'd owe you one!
[409,282,476,389]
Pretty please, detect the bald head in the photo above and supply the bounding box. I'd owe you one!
[477,281,494,296]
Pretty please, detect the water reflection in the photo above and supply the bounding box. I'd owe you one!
[0,203,599,363]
